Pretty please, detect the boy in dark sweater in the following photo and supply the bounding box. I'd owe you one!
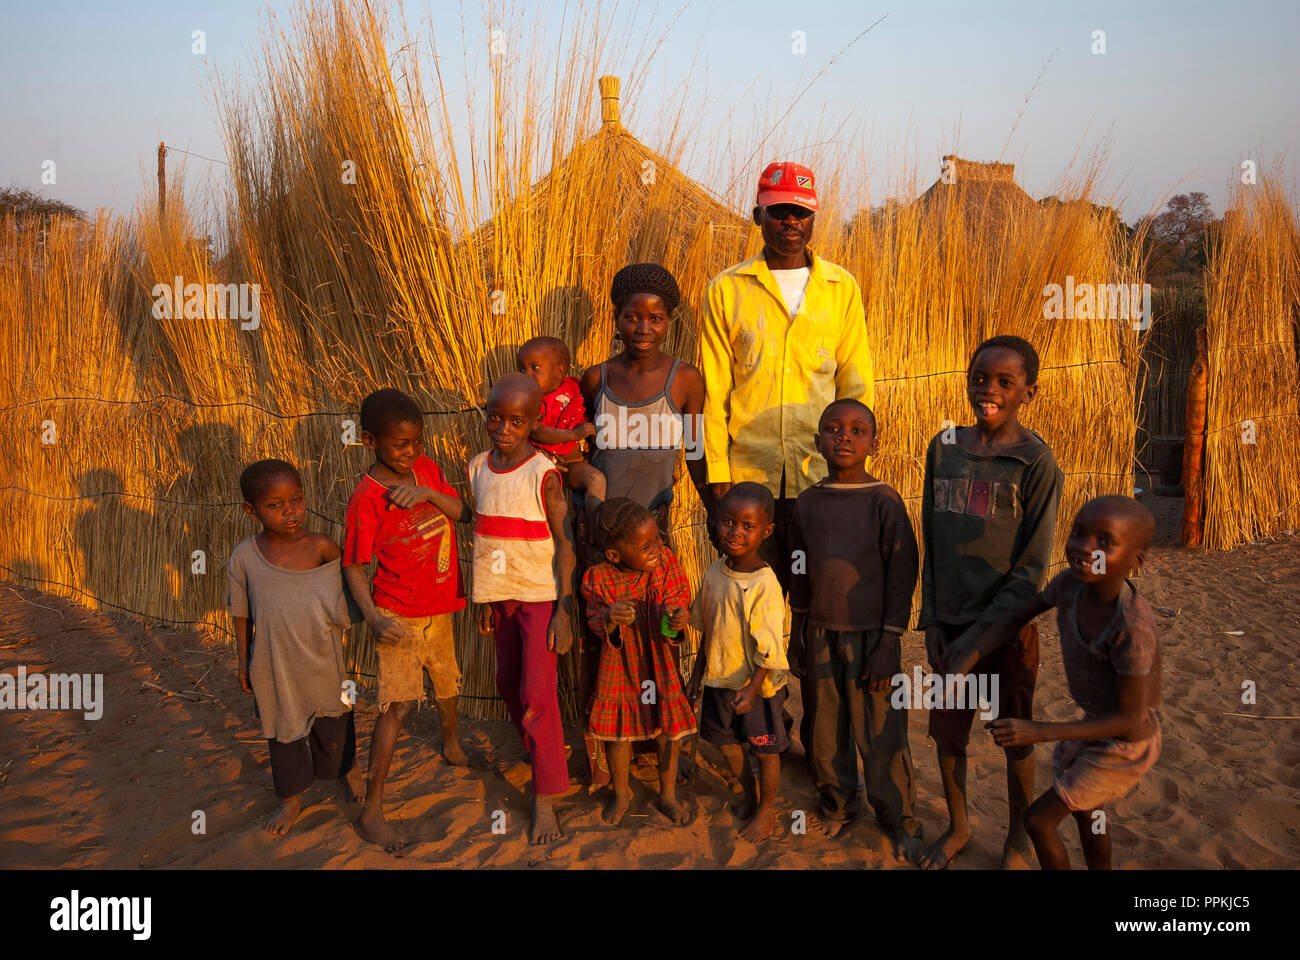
[789,399,923,862]
[916,335,1063,870]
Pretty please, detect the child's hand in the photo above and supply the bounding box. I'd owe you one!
[860,632,900,693]
[386,485,433,511]
[547,607,574,655]
[987,717,1040,747]
[605,600,636,627]
[664,604,689,632]
[477,604,495,635]
[576,421,597,440]
[924,625,945,671]
[369,613,404,645]
[685,675,702,704]
[944,642,980,678]
[238,665,253,695]
[732,680,760,716]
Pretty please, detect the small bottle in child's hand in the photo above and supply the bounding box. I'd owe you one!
[660,604,688,638]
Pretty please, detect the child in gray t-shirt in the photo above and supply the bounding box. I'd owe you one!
[228,459,360,837]
[950,495,1162,870]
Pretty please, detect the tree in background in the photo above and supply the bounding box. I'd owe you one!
[1134,192,1218,286]
[1,184,88,222]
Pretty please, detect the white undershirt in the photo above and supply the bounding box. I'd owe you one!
[770,266,811,318]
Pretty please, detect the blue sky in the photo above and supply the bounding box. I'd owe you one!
[3,0,1297,223]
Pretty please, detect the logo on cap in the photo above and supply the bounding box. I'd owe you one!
[757,161,818,211]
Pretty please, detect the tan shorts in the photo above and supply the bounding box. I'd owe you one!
[375,608,460,709]
[1052,724,1161,811]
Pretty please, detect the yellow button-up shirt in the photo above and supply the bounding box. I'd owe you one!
[700,249,875,497]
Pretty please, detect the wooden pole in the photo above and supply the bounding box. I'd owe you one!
[157,142,166,219]
[1180,325,1209,547]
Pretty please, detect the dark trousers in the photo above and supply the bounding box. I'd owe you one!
[267,711,356,799]
[808,628,920,838]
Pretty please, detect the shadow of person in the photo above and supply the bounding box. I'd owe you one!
[72,469,157,614]
[166,422,246,622]
[0,556,51,593]
[539,285,605,373]
[477,344,524,405]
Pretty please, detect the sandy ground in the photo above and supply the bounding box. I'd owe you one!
[2,495,1298,870]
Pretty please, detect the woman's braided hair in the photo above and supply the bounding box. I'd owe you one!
[593,497,656,552]
[610,262,681,313]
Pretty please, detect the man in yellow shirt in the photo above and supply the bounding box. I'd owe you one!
[700,161,875,590]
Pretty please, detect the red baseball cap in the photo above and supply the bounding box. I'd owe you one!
[756,161,818,211]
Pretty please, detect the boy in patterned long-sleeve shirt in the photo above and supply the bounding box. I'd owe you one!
[916,336,1064,870]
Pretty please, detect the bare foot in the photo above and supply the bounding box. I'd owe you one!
[656,795,691,826]
[916,826,970,870]
[264,796,302,836]
[739,805,778,843]
[441,739,469,767]
[530,796,563,844]
[357,807,409,853]
[602,791,631,826]
[1000,839,1036,870]
[892,833,924,865]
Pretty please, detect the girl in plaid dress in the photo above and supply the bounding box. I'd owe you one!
[581,498,696,826]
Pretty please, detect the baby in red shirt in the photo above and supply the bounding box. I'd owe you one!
[516,336,606,512]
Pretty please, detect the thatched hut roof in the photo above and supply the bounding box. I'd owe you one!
[916,155,1040,225]
[468,76,753,369]
[472,77,748,255]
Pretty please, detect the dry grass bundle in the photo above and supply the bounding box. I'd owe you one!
[818,161,1144,587]
[0,191,311,643]
[1202,171,1300,550]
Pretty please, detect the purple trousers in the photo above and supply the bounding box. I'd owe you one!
[492,600,569,796]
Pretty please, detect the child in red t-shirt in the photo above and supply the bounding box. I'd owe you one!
[343,388,471,853]
[517,336,606,510]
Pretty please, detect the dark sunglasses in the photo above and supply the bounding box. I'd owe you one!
[763,204,815,221]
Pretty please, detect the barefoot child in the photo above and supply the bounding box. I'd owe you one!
[342,389,471,852]
[951,496,1161,869]
[469,373,577,844]
[577,263,710,789]
[516,336,606,510]
[229,459,358,836]
[916,335,1064,870]
[788,400,923,861]
[581,498,695,826]
[686,482,788,842]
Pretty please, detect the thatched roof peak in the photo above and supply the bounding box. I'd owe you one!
[941,155,1016,183]
[599,75,621,128]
